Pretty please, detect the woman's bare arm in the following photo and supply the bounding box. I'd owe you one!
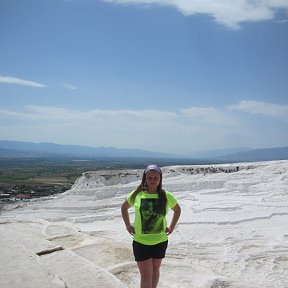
[121,200,135,235]
[166,203,181,235]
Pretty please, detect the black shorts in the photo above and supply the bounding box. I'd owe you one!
[132,240,168,262]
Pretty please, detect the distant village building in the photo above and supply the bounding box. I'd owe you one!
[0,193,11,199]
[15,194,31,200]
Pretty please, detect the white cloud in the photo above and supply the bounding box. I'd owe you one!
[0,102,287,153]
[0,76,47,88]
[180,106,233,126]
[0,105,177,122]
[0,105,240,152]
[63,83,77,90]
[0,109,27,118]
[103,0,288,29]
[0,106,179,152]
[229,100,288,119]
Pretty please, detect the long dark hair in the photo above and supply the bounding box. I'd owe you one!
[130,170,167,212]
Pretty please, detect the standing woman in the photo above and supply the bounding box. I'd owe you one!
[121,165,181,288]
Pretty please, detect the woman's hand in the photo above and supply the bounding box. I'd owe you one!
[126,225,135,235]
[165,227,173,235]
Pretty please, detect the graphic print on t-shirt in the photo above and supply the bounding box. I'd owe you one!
[140,198,166,234]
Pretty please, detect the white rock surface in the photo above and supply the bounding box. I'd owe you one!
[1,160,288,287]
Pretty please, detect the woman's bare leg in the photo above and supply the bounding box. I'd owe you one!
[152,258,162,288]
[137,258,163,288]
[137,258,153,288]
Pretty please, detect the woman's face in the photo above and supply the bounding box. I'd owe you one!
[145,170,161,191]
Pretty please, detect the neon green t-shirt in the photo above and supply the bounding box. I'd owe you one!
[127,190,178,245]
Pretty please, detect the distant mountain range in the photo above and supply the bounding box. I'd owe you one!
[0,140,287,163]
[0,140,178,159]
[215,146,288,162]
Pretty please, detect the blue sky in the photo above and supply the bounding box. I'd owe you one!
[1,0,288,155]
